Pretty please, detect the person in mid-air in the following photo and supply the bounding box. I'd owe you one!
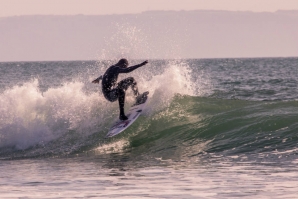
[92,58,149,120]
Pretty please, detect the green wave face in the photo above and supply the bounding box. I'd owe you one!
[103,96,298,163]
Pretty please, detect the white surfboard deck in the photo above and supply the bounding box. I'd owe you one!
[106,93,148,138]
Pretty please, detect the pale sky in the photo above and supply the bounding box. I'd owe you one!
[1,0,298,17]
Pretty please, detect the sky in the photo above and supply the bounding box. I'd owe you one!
[1,0,297,61]
[1,0,298,17]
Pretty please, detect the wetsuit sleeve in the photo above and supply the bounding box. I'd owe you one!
[117,64,143,73]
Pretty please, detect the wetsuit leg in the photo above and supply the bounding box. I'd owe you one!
[117,77,139,120]
[117,77,139,97]
[117,88,126,119]
[103,89,118,102]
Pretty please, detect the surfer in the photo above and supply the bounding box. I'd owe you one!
[92,58,148,120]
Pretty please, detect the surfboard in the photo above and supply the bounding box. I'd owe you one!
[106,92,149,138]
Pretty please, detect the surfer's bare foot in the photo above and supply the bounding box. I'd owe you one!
[119,115,128,120]
[135,91,149,104]
[136,91,149,100]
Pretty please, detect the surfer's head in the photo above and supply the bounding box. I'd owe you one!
[117,58,128,68]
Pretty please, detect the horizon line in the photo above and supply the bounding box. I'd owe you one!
[1,56,298,63]
[1,9,298,18]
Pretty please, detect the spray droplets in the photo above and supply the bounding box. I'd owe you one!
[98,23,151,60]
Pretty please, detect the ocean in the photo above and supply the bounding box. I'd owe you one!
[0,58,298,198]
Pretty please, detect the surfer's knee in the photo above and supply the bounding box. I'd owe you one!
[129,77,137,86]
[126,77,136,83]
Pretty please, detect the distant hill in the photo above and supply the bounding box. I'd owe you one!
[1,10,297,61]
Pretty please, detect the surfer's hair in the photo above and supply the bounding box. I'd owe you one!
[117,58,128,66]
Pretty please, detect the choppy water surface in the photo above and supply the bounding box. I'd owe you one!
[0,58,298,198]
[1,158,298,199]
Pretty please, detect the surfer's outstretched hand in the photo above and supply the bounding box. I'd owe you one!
[141,60,148,66]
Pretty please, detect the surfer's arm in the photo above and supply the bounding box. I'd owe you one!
[118,60,148,73]
[92,75,103,83]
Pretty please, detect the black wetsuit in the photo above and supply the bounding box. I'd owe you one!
[101,64,143,118]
